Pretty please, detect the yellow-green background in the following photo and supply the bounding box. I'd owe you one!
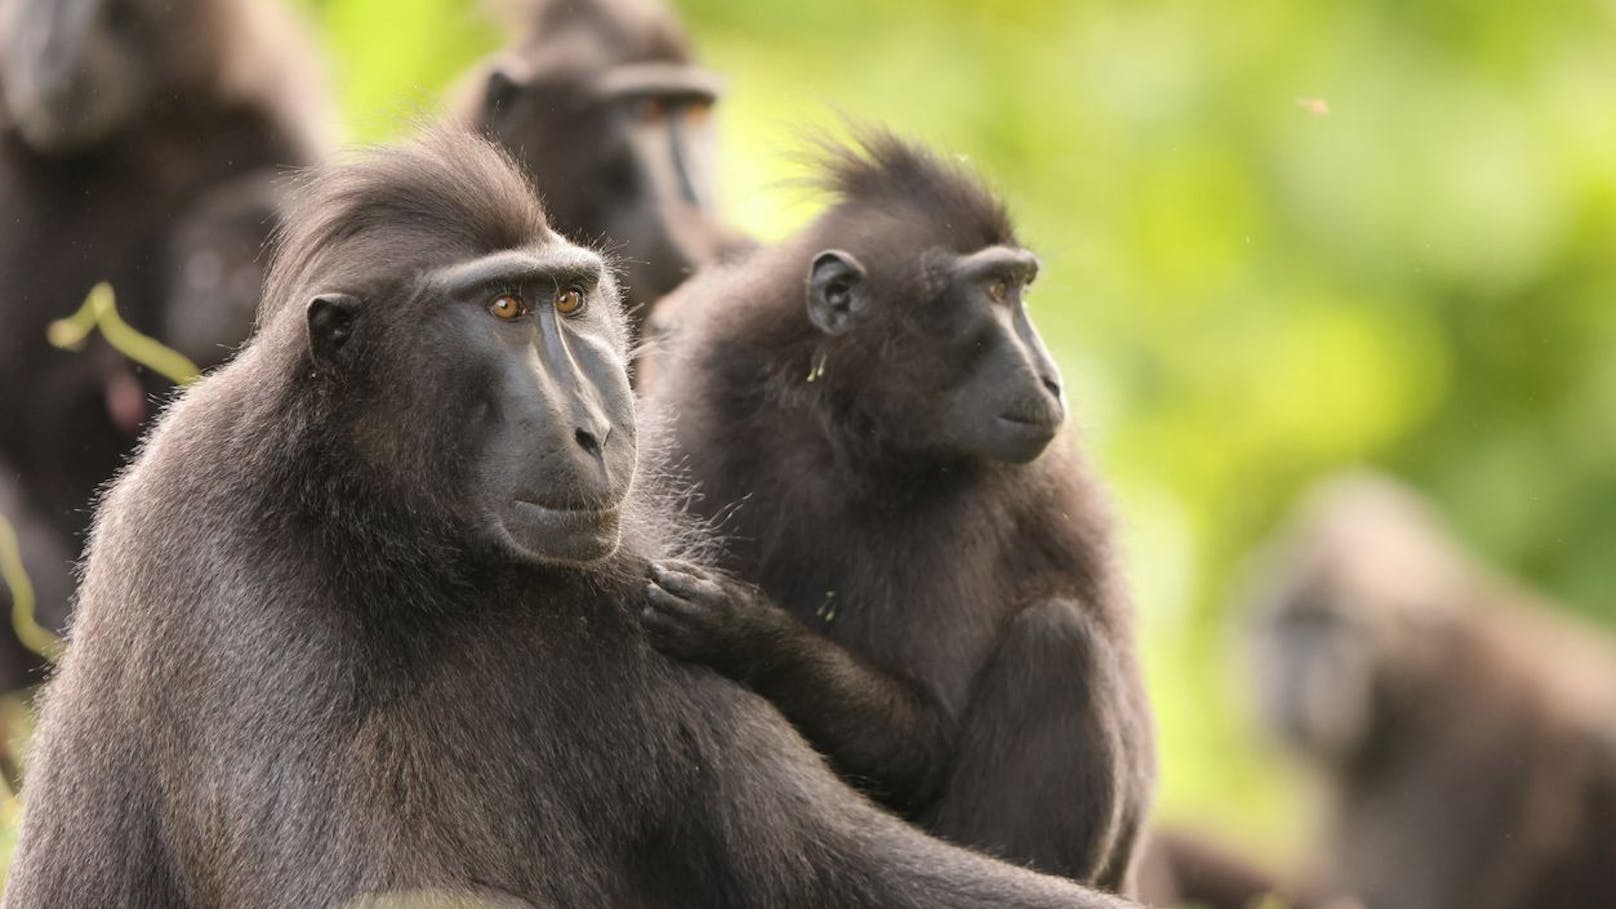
[11,0,1616,883]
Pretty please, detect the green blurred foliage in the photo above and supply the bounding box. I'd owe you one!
[8,0,1613,874]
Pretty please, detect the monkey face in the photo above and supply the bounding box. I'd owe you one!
[1252,588,1380,764]
[931,245,1065,464]
[803,242,1065,465]
[162,175,283,370]
[289,185,638,570]
[1247,473,1473,766]
[446,251,638,568]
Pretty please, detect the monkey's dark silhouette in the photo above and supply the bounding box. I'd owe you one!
[640,128,1156,893]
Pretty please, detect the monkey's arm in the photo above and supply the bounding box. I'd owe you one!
[2,677,190,907]
[928,597,1155,890]
[680,678,1140,909]
[642,560,956,812]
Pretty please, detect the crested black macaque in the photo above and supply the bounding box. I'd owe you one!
[3,130,1138,909]
[639,129,1157,892]
[0,0,331,687]
[1249,473,1616,909]
[457,0,749,335]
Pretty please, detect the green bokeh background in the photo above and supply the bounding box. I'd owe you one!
[12,0,1616,880]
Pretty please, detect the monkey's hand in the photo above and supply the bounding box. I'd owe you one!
[641,560,787,679]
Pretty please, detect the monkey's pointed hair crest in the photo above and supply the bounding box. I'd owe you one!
[263,128,551,318]
[809,124,1017,251]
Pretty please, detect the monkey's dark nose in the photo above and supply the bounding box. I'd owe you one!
[1041,375,1062,401]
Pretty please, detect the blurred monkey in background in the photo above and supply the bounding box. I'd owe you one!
[0,0,334,704]
[457,0,750,339]
[1249,473,1616,909]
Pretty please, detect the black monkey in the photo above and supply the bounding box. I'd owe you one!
[1248,473,1616,909]
[456,0,749,336]
[3,130,1139,909]
[0,0,332,686]
[639,129,1157,892]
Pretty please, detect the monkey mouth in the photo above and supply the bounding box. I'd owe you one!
[985,409,1064,464]
[503,501,623,565]
[996,411,1061,431]
[512,500,621,527]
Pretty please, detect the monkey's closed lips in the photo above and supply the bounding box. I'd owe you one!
[512,500,621,535]
[501,501,624,564]
[996,409,1062,443]
[997,410,1060,430]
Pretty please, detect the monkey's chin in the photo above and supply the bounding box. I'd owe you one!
[968,416,1059,465]
[501,502,623,566]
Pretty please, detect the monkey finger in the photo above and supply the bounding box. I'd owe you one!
[639,606,716,660]
[640,617,693,655]
[657,558,717,582]
[650,560,715,588]
[650,564,727,604]
[639,604,687,637]
[644,583,712,621]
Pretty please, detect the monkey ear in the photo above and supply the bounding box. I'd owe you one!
[306,293,361,366]
[483,66,523,126]
[806,250,867,336]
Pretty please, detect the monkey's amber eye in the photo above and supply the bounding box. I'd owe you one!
[489,293,525,320]
[684,101,714,125]
[554,286,586,316]
[988,279,1010,303]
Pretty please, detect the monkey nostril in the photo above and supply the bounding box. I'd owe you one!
[1041,376,1062,400]
[574,427,603,459]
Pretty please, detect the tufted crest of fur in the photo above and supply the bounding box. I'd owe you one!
[806,124,1016,253]
[262,128,551,322]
